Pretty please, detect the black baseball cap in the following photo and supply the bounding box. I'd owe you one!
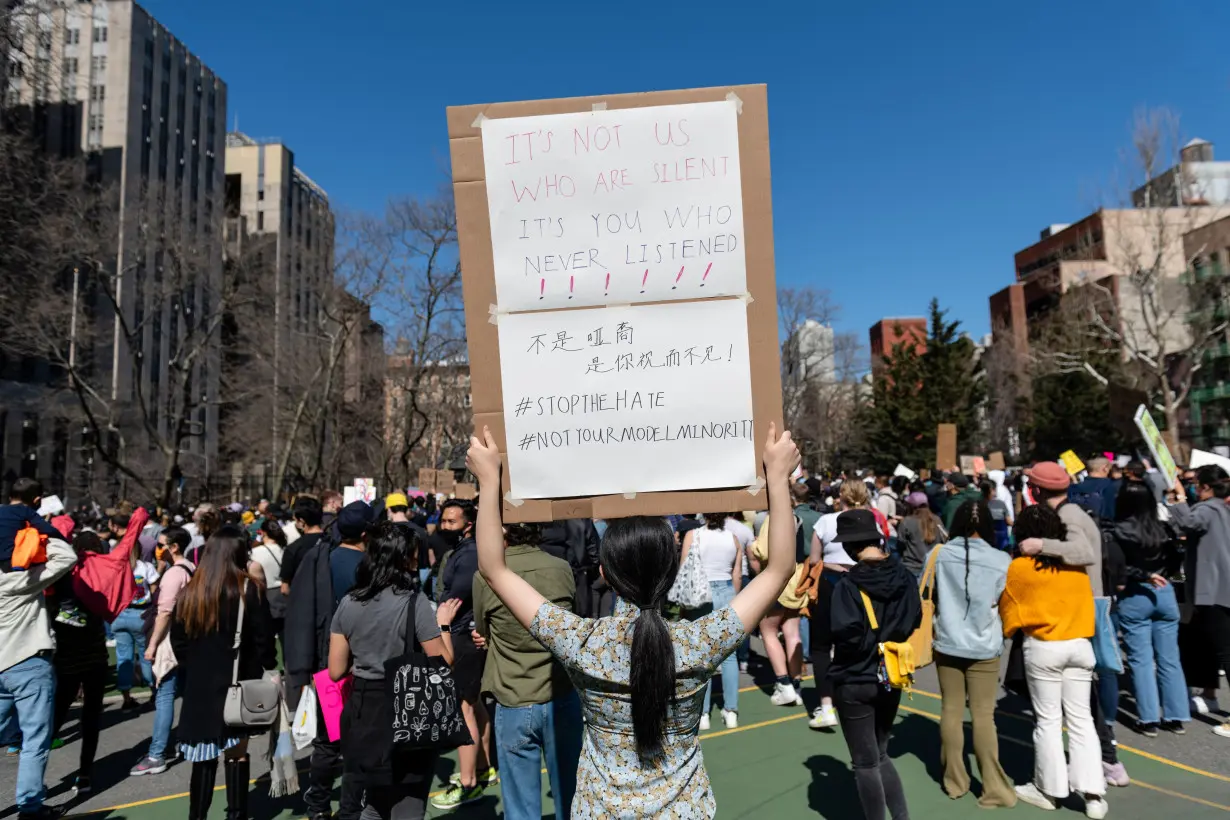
[337,501,374,539]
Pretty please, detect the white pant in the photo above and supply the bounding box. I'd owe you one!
[1024,636,1106,798]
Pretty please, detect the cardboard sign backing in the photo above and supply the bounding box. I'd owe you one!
[449,85,782,522]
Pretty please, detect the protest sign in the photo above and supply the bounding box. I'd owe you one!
[936,424,957,471]
[435,470,456,496]
[1133,405,1178,487]
[1059,450,1086,477]
[352,478,376,504]
[454,483,477,500]
[893,464,917,481]
[450,85,781,521]
[972,456,986,476]
[1190,448,1230,474]
[987,451,1006,471]
[416,468,436,494]
[959,456,976,476]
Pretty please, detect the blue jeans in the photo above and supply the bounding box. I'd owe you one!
[113,607,152,692]
[148,668,178,760]
[702,580,739,714]
[1117,582,1190,724]
[494,691,582,820]
[0,655,56,812]
[800,614,811,661]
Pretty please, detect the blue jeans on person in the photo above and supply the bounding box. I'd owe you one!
[1117,581,1190,724]
[148,668,178,760]
[113,607,152,693]
[494,690,582,820]
[0,655,56,813]
[800,614,811,662]
[702,580,740,715]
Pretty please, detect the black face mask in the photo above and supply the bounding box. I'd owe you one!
[438,528,464,548]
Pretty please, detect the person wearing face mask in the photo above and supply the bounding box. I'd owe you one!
[430,500,498,810]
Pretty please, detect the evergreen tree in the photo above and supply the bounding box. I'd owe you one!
[856,300,985,472]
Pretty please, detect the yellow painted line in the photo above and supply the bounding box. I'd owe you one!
[67,672,1228,816]
[898,702,1230,813]
[910,687,1230,783]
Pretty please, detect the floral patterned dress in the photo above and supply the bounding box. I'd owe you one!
[528,599,746,818]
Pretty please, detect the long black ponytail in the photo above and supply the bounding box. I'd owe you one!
[600,516,680,762]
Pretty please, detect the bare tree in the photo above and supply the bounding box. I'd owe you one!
[778,286,865,470]
[1034,108,1229,439]
[374,193,468,489]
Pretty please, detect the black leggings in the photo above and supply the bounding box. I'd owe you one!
[809,570,841,700]
[52,665,106,776]
[835,682,909,820]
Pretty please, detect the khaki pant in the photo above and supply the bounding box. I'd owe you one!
[936,652,1017,808]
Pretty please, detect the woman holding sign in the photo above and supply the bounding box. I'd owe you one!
[466,424,800,819]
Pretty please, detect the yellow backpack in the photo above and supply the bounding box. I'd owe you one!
[860,590,916,691]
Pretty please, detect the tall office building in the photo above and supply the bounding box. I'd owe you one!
[0,0,226,498]
[222,132,336,477]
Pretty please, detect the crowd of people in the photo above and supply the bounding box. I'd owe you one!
[0,437,1227,819]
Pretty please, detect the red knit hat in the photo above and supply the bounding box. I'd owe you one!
[1025,461,1071,492]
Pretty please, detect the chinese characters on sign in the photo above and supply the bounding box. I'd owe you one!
[497,300,755,498]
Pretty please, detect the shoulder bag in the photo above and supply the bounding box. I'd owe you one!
[667,529,712,609]
[223,581,282,729]
[384,592,472,750]
[910,546,941,669]
[860,590,916,692]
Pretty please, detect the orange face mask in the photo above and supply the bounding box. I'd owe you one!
[156,546,168,562]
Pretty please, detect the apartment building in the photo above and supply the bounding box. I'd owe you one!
[0,0,226,499]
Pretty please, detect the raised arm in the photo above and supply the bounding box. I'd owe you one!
[467,427,547,630]
[730,423,800,631]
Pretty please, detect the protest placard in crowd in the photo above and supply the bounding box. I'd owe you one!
[449,85,781,520]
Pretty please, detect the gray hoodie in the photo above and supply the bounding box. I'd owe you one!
[1169,500,1230,609]
[1039,502,1103,597]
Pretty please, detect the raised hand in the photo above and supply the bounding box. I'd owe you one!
[436,597,463,629]
[466,426,502,488]
[762,422,801,482]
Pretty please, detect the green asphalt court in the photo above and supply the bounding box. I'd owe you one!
[61,680,1230,820]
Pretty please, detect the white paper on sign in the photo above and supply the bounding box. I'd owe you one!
[893,464,917,481]
[1190,448,1230,473]
[480,101,746,311]
[498,299,755,498]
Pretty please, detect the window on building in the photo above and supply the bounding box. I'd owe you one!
[65,27,79,45]
[20,413,39,479]
[256,211,264,230]
[65,57,78,74]
[91,55,106,73]
[89,84,104,101]
[93,25,107,43]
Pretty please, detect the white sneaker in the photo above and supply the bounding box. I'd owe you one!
[722,709,738,729]
[1214,723,1230,738]
[809,705,839,730]
[738,661,749,673]
[1192,695,1223,716]
[770,682,801,706]
[1085,796,1109,819]
[698,714,710,732]
[1015,783,1058,811]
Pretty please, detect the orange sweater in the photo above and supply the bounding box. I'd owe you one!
[1000,557,1095,642]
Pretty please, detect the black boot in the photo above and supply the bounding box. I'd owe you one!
[188,760,218,820]
[224,757,250,820]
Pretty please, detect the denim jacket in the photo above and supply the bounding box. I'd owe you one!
[930,537,1011,660]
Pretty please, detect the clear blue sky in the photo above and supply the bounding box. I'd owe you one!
[143,0,1230,349]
